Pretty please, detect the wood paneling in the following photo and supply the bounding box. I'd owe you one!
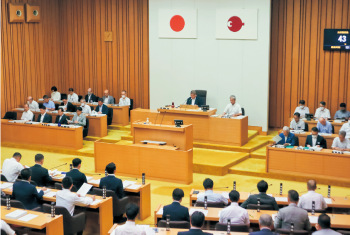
[269,0,350,128]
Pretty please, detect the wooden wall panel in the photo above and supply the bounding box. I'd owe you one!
[269,0,350,128]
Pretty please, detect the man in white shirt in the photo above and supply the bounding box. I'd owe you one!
[1,152,24,182]
[294,100,310,118]
[290,112,305,130]
[103,90,115,104]
[71,107,86,126]
[340,121,350,138]
[113,203,146,235]
[1,220,16,235]
[298,180,327,210]
[222,95,242,117]
[80,99,91,114]
[50,86,61,101]
[315,101,331,119]
[56,176,95,216]
[219,190,249,225]
[197,178,228,205]
[332,131,350,151]
[21,104,34,122]
[27,96,39,111]
[313,214,341,235]
[119,90,131,107]
[68,88,79,103]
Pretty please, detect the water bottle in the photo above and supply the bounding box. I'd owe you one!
[204,196,208,209]
[105,170,108,177]
[146,118,149,124]
[227,219,231,234]
[103,186,106,199]
[328,185,331,198]
[311,201,315,215]
[6,195,10,210]
[280,183,283,196]
[166,215,170,231]
[291,222,294,232]
[233,181,236,190]
[51,202,55,217]
[142,173,145,185]
[257,198,261,212]
[69,164,73,171]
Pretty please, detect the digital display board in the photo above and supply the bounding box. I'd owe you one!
[324,29,350,51]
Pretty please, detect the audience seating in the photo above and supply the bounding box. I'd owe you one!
[194,201,226,208]
[107,108,113,125]
[337,231,350,235]
[304,122,309,131]
[215,223,249,232]
[195,90,207,106]
[55,182,78,192]
[157,220,191,229]
[2,112,17,120]
[275,229,310,235]
[247,204,276,210]
[92,188,129,218]
[1,174,8,182]
[83,118,89,138]
[129,99,134,116]
[294,136,299,146]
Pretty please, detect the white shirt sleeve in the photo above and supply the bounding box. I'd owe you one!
[73,194,94,206]
[223,104,230,114]
[236,104,242,114]
[1,220,15,235]
[321,196,328,209]
[315,108,320,118]
[326,109,331,119]
[331,138,338,148]
[16,162,24,174]
[244,210,250,225]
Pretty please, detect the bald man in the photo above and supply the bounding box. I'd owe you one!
[316,117,333,134]
[21,104,34,121]
[85,88,97,103]
[27,96,39,111]
[298,180,327,210]
[102,90,114,104]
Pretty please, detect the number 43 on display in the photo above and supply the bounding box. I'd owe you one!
[338,35,347,43]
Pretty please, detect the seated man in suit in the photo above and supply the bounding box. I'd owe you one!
[222,95,242,117]
[55,108,68,125]
[313,213,341,235]
[114,203,146,235]
[249,214,278,235]
[43,95,55,111]
[12,168,47,210]
[177,211,213,235]
[294,100,310,118]
[290,112,306,130]
[70,107,86,127]
[219,190,249,225]
[332,130,350,151]
[197,178,228,205]
[305,127,327,148]
[37,107,52,123]
[99,162,124,199]
[85,88,97,103]
[61,98,75,112]
[162,188,190,222]
[95,98,108,114]
[317,117,332,134]
[274,126,296,146]
[186,90,203,107]
[274,190,311,231]
[298,180,327,210]
[30,154,53,187]
[103,89,114,104]
[65,158,87,190]
[241,180,279,210]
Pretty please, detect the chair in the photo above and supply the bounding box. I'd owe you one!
[15,179,38,186]
[157,220,191,229]
[337,230,350,235]
[78,95,83,102]
[43,204,86,235]
[1,198,41,211]
[95,96,99,102]
[83,118,89,138]
[3,112,17,120]
[61,93,67,100]
[71,105,77,112]
[332,124,335,134]
[92,188,129,217]
[55,182,78,192]
[39,103,44,109]
[1,174,8,182]
[215,223,249,232]
[241,108,245,116]
[194,201,226,208]
[247,204,276,210]
[304,122,309,131]
[275,229,310,235]
[294,136,299,146]
[305,209,327,213]
[195,90,207,106]
[55,103,60,110]
[107,108,113,125]
[114,98,116,104]
[129,99,134,116]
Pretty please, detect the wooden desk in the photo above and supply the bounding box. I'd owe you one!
[131,109,249,146]
[293,132,337,149]
[154,205,350,229]
[132,123,193,151]
[94,140,193,184]
[13,109,107,137]
[1,206,64,235]
[266,146,350,182]
[88,104,129,126]
[1,120,83,150]
[290,118,345,134]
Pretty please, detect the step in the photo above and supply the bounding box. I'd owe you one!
[250,146,267,159]
[248,130,259,141]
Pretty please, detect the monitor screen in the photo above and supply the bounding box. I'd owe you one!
[324,29,350,51]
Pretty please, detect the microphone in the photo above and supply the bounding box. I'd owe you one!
[83,173,101,175]
[299,188,321,194]
[49,163,67,170]
[213,187,229,189]
[249,184,273,194]
[120,177,138,180]
[160,110,166,126]
[154,110,160,125]
[184,97,190,111]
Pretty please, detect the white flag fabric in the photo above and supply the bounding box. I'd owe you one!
[216,9,258,39]
[158,9,197,38]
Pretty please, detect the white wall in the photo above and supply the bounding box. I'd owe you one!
[149,0,271,131]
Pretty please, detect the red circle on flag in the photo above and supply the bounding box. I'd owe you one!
[170,15,185,32]
[227,16,244,32]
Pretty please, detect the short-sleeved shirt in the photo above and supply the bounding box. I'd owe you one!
[219,202,250,225]
[334,110,350,119]
[317,121,333,134]
[315,108,331,119]
[294,106,310,117]
[197,190,228,205]
[2,158,24,182]
[119,97,130,106]
[223,103,242,116]
[43,100,55,109]
[290,119,305,130]
[332,137,350,149]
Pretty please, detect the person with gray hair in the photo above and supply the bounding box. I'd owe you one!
[80,98,91,114]
[27,96,39,111]
[222,95,242,117]
[274,126,296,146]
[249,214,278,235]
[331,130,350,151]
[340,120,350,138]
[186,90,204,107]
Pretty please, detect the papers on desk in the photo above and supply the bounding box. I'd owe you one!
[88,179,101,185]
[187,109,201,112]
[275,197,288,202]
[319,133,332,136]
[156,208,163,215]
[76,183,93,197]
[18,214,39,222]
[334,120,344,123]
[49,169,62,177]
[218,210,222,217]
[90,199,102,205]
[38,98,44,101]
[272,135,282,143]
[51,111,58,113]
[308,216,318,224]
[231,116,245,119]
[290,130,305,134]
[309,146,322,151]
[123,181,137,189]
[86,176,93,182]
[45,192,57,198]
[1,182,13,189]
[26,121,40,125]
[272,214,277,221]
[324,198,332,204]
[127,184,141,190]
[211,115,219,117]
[189,208,208,216]
[5,209,27,219]
[221,192,229,199]
[37,189,51,195]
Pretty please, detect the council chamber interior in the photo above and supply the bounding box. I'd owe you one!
[1,0,350,235]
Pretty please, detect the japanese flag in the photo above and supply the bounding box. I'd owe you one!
[158,9,197,39]
[216,9,258,40]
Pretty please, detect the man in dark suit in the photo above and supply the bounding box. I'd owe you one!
[186,90,204,107]
[12,168,47,210]
[65,158,87,190]
[162,188,190,222]
[37,107,52,123]
[61,98,75,112]
[177,211,212,235]
[95,98,108,114]
[85,88,97,103]
[30,154,52,187]
[249,214,278,235]
[55,108,68,125]
[305,127,327,148]
[99,162,124,199]
[241,180,279,211]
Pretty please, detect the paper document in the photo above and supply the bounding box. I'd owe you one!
[272,214,277,221]
[218,210,222,217]
[5,210,27,219]
[1,183,13,189]
[127,184,141,190]
[18,214,39,222]
[324,198,332,204]
[88,179,101,185]
[275,197,288,202]
[308,216,318,223]
[156,208,163,215]
[45,192,57,198]
[189,209,208,216]
[123,181,136,189]
[272,135,282,143]
[221,192,229,199]
[90,199,102,205]
[16,108,24,111]
[76,183,93,197]
[37,189,51,194]
[231,116,245,119]
[86,176,93,182]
